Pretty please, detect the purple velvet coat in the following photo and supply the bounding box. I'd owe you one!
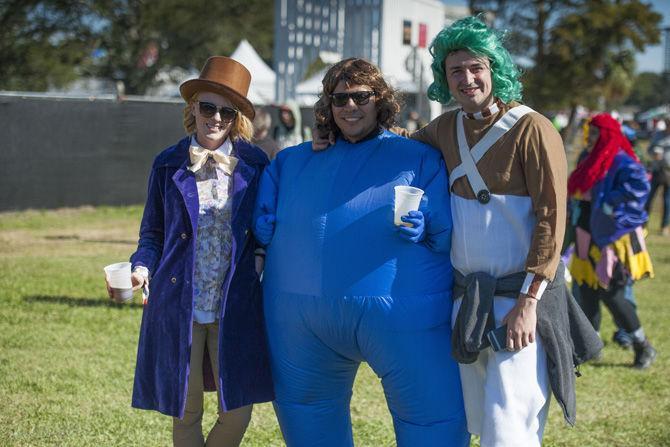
[130,136,274,418]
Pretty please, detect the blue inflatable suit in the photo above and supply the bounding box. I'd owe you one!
[254,130,469,447]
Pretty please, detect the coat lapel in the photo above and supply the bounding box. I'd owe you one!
[230,141,256,266]
[231,142,255,221]
[172,163,199,235]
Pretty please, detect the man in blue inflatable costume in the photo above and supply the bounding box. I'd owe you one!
[253,57,469,446]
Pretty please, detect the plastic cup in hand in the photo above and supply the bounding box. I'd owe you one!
[104,262,133,303]
[394,186,424,226]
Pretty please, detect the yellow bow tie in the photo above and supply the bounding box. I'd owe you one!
[188,145,238,174]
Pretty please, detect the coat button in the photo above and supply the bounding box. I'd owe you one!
[244,229,249,236]
[181,232,187,239]
[171,277,177,284]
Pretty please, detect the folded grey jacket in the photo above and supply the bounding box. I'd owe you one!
[451,262,603,426]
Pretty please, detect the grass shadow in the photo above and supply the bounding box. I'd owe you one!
[651,255,670,263]
[83,239,137,245]
[587,361,633,369]
[44,235,80,241]
[43,235,136,245]
[23,294,143,309]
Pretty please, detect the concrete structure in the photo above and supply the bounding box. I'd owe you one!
[379,1,468,120]
[274,0,469,119]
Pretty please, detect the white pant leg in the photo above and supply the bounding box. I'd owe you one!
[452,297,551,447]
[451,298,487,436]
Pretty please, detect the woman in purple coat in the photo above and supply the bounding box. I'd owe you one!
[107,56,273,446]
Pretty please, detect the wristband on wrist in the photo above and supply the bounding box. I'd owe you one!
[520,273,548,301]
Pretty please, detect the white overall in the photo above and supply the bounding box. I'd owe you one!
[450,106,551,447]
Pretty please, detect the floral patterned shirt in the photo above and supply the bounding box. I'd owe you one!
[191,137,234,323]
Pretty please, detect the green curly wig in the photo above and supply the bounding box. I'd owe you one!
[427,16,522,104]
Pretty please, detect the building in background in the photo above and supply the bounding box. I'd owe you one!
[273,0,346,105]
[274,0,469,119]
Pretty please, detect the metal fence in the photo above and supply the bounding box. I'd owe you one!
[0,93,185,211]
[0,93,316,211]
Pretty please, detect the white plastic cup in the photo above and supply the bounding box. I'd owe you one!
[394,186,424,226]
[104,262,133,303]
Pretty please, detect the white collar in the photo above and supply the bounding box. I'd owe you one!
[462,99,501,120]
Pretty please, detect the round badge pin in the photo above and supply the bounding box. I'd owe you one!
[477,189,491,204]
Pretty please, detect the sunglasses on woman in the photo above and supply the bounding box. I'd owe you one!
[329,91,376,107]
[198,102,238,122]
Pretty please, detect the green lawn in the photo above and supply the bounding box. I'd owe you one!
[0,205,668,446]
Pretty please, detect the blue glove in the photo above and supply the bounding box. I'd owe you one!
[254,213,276,246]
[397,210,425,243]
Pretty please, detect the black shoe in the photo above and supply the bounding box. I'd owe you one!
[633,340,657,369]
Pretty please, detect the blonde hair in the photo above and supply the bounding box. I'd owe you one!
[182,92,254,142]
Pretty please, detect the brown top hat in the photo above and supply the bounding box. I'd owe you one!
[180,56,255,120]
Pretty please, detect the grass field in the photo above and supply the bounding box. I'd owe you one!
[0,205,668,446]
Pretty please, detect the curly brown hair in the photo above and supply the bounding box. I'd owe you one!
[314,58,401,139]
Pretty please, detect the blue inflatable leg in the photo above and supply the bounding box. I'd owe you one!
[273,394,355,447]
[265,294,360,447]
[362,319,470,447]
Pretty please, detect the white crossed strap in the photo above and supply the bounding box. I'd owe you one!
[449,105,534,201]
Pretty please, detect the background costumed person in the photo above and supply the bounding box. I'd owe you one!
[106,56,274,446]
[253,58,469,447]
[273,101,309,151]
[568,113,656,369]
[645,117,670,235]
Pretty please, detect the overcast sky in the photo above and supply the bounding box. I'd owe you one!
[442,0,669,73]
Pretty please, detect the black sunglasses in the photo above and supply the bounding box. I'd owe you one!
[198,102,238,122]
[329,91,375,107]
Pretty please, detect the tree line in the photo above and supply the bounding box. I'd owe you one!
[1,0,665,118]
[0,0,273,94]
[469,0,664,134]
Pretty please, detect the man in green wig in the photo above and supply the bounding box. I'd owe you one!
[410,15,601,447]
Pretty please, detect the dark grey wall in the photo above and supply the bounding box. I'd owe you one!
[0,95,315,211]
[0,95,185,211]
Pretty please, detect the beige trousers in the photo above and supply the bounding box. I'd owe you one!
[173,321,252,447]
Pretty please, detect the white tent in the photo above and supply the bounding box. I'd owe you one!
[295,68,327,106]
[231,39,276,104]
[638,105,670,122]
